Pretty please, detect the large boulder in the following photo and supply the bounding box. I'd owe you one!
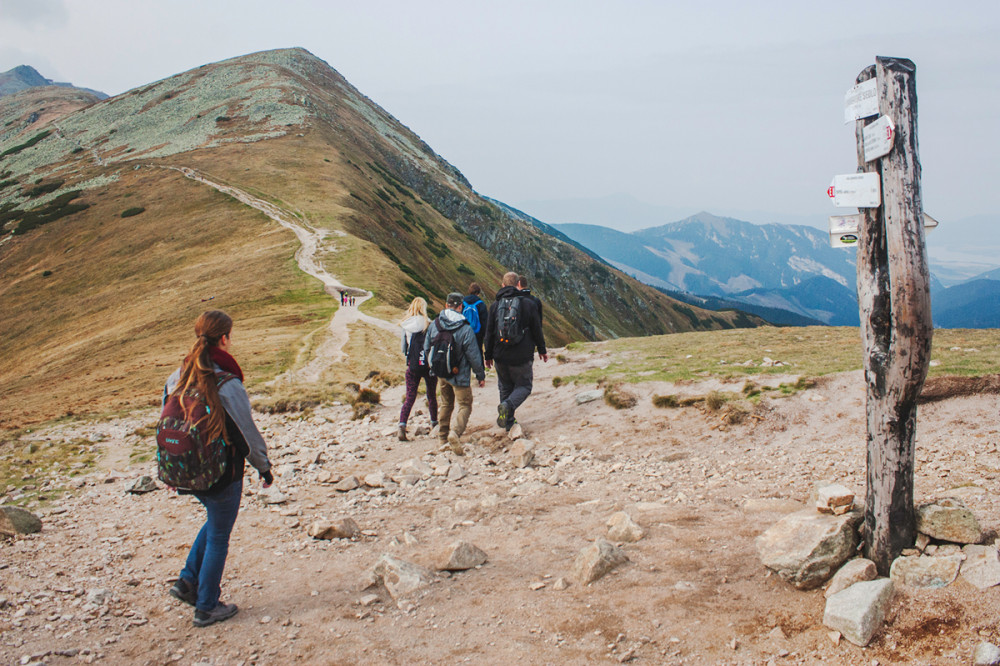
[0,507,42,535]
[436,541,487,571]
[825,558,877,598]
[606,512,645,543]
[889,554,962,588]
[368,555,434,601]
[572,539,629,585]
[307,517,361,540]
[755,508,862,589]
[974,641,1000,666]
[916,498,981,544]
[823,578,894,646]
[509,440,535,468]
[961,545,1000,590]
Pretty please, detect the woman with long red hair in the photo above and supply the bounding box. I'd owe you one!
[162,310,272,627]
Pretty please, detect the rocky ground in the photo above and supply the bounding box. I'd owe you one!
[2,346,999,665]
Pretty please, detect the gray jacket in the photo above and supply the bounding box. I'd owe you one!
[423,309,485,387]
[164,366,271,475]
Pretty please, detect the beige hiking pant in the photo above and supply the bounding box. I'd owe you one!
[438,382,473,439]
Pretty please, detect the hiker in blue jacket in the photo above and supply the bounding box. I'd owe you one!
[462,282,489,354]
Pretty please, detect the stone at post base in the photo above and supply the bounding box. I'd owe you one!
[0,507,42,535]
[960,545,1000,590]
[916,498,982,544]
[974,641,1000,666]
[825,558,878,598]
[823,578,894,647]
[889,554,962,588]
[755,508,862,589]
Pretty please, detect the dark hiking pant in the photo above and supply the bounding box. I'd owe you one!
[495,361,533,422]
[400,366,438,425]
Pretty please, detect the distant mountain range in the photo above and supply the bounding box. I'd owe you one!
[556,213,1000,329]
[0,65,107,99]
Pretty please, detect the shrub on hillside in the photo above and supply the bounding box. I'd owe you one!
[0,130,51,158]
[12,191,88,235]
[704,391,726,412]
[26,180,64,198]
[652,394,679,408]
[121,207,146,218]
[604,383,638,410]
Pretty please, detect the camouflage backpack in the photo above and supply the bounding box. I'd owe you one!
[156,372,236,491]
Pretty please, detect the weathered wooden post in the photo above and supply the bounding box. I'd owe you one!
[851,57,933,574]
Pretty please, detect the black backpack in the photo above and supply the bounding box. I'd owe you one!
[428,326,459,378]
[496,296,525,346]
[406,330,427,368]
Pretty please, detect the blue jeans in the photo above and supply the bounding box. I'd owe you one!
[180,478,242,611]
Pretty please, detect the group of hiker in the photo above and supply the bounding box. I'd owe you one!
[340,292,357,307]
[155,272,546,628]
[398,272,547,454]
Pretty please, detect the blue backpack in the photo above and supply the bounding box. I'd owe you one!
[462,299,482,334]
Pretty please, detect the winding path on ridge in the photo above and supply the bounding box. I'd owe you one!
[162,166,399,385]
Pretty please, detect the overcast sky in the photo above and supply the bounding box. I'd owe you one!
[1,0,998,228]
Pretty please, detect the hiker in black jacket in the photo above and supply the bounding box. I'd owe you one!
[484,272,547,432]
[517,275,543,324]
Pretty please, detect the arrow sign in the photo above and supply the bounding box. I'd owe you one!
[863,115,895,161]
[827,173,881,208]
[844,78,879,124]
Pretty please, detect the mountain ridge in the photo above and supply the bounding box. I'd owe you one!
[0,47,762,427]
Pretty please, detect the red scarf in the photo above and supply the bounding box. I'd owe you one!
[209,347,244,382]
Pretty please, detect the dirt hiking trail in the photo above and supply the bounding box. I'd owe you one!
[165,165,399,381]
[2,354,999,664]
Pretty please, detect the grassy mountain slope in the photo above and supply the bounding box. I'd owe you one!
[0,48,761,429]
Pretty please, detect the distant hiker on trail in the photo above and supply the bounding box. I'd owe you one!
[158,310,273,628]
[398,297,438,441]
[485,272,547,432]
[463,282,489,355]
[424,292,486,455]
[517,274,543,323]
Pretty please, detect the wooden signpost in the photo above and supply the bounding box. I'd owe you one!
[848,57,933,574]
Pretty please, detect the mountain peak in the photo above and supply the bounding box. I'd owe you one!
[0,64,107,99]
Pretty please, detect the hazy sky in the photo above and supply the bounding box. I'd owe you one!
[1,0,998,227]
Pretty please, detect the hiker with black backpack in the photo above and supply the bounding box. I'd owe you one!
[398,296,438,441]
[423,292,486,455]
[462,282,489,354]
[158,310,273,628]
[484,272,548,432]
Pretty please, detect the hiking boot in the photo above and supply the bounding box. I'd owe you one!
[169,578,197,607]
[193,602,238,627]
[397,425,408,441]
[505,418,518,433]
[447,431,465,456]
[497,402,511,428]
